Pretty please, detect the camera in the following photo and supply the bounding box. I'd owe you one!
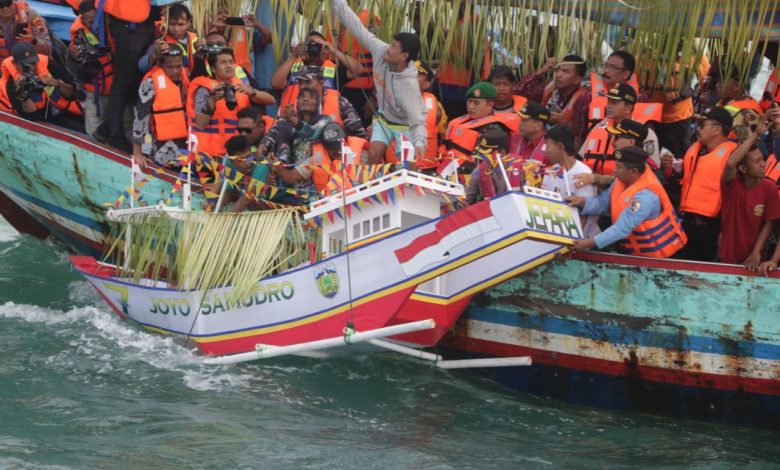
[222,84,238,110]
[16,72,45,98]
[73,30,111,79]
[305,40,322,57]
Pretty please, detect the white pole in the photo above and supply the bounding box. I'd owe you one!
[436,357,532,369]
[203,319,437,365]
[123,161,139,270]
[368,339,532,369]
[213,179,229,213]
[495,152,512,191]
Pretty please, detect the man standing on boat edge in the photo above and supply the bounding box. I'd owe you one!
[330,0,427,164]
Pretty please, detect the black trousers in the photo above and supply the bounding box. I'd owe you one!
[675,213,721,262]
[654,118,693,158]
[107,18,155,147]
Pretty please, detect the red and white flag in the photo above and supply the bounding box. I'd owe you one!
[399,133,415,162]
[437,153,459,179]
[394,202,501,275]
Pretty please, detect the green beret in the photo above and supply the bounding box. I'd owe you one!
[466,82,496,100]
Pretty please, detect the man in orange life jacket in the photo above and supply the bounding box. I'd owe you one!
[515,55,590,147]
[443,82,520,172]
[236,106,273,154]
[416,60,447,171]
[187,46,275,157]
[0,42,76,121]
[662,106,738,261]
[271,31,338,112]
[293,67,366,138]
[512,102,549,163]
[567,145,686,257]
[0,0,52,60]
[138,4,205,78]
[489,65,526,113]
[579,83,661,175]
[132,45,189,168]
[69,0,112,138]
[310,122,368,194]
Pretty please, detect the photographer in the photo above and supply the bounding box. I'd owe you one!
[131,45,189,169]
[69,0,112,138]
[271,31,337,111]
[0,0,52,60]
[0,42,75,120]
[186,46,274,157]
[207,8,271,73]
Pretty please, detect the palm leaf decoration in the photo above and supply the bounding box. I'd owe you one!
[186,0,780,92]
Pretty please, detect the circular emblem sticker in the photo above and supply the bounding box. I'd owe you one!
[314,262,340,298]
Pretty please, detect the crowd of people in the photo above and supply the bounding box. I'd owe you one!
[0,0,779,272]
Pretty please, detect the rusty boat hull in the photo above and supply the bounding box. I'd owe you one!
[444,252,780,427]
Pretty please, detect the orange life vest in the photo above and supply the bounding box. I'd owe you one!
[581,119,616,176]
[610,166,687,257]
[339,9,377,89]
[588,73,662,124]
[186,75,251,156]
[0,54,82,116]
[659,97,693,124]
[70,16,113,95]
[542,82,587,125]
[0,1,32,60]
[443,112,520,162]
[760,71,780,111]
[147,66,189,141]
[321,89,341,124]
[680,140,739,217]
[496,95,528,114]
[765,153,780,198]
[163,32,199,75]
[261,115,276,130]
[420,91,441,165]
[721,97,765,117]
[311,137,367,192]
[278,59,337,114]
[103,0,151,23]
[63,0,80,10]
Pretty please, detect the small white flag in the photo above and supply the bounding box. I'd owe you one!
[437,154,459,179]
[399,133,415,162]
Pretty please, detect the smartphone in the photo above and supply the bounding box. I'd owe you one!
[225,16,245,26]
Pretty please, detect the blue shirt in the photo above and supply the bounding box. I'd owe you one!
[581,182,662,249]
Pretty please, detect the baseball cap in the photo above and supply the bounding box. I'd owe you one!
[11,42,39,66]
[604,82,637,104]
[474,126,510,153]
[701,106,734,129]
[517,102,551,122]
[466,82,496,100]
[614,145,649,165]
[489,65,516,83]
[607,119,648,142]
[321,122,346,149]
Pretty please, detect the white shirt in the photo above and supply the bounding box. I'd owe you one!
[541,160,602,238]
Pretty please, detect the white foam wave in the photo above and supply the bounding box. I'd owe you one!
[0,219,19,243]
[0,301,252,392]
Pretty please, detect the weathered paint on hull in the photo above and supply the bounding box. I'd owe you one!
[444,252,780,427]
[0,112,195,255]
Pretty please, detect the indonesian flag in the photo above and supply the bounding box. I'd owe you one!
[437,153,459,179]
[400,133,415,162]
[342,144,357,165]
[394,202,501,275]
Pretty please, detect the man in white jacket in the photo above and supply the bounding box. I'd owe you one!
[331,0,427,163]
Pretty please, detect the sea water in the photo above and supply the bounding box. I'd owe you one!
[1,219,779,469]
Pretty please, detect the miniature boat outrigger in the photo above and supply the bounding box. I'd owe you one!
[71,168,583,365]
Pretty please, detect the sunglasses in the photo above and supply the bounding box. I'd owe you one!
[237,126,255,134]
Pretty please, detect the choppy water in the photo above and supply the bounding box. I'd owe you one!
[1,219,779,469]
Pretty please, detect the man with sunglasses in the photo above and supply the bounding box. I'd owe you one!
[0,0,51,60]
[662,107,739,261]
[236,106,272,154]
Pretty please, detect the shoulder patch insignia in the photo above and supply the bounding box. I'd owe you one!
[754,204,765,217]
[643,141,655,155]
[630,200,641,212]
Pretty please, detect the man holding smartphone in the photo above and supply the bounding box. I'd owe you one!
[0,0,51,60]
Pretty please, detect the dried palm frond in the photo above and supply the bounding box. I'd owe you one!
[104,209,319,303]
